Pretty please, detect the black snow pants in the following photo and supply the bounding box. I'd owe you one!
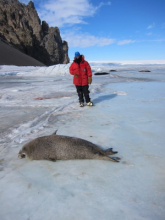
[75,85,91,103]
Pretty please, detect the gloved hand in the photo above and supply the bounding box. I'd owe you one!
[88,77,92,84]
[74,74,79,78]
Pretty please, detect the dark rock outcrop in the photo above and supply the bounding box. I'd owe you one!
[0,0,69,66]
[94,72,110,75]
[110,69,117,72]
[139,70,151,72]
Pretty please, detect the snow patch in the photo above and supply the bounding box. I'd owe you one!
[113,91,127,95]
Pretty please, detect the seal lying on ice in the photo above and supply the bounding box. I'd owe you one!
[18,131,120,162]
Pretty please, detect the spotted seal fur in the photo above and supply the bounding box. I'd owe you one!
[18,131,120,162]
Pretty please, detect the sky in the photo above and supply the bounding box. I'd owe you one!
[19,0,165,61]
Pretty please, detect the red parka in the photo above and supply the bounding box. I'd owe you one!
[69,55,92,86]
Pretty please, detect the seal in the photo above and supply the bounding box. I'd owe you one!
[18,131,120,162]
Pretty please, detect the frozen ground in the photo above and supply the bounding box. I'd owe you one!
[0,61,165,220]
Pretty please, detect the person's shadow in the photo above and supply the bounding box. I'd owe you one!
[93,94,117,104]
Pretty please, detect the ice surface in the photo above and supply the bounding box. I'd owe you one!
[0,61,165,220]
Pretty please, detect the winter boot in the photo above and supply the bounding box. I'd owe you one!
[87,101,93,106]
[79,102,84,107]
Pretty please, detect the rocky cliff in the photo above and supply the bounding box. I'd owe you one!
[0,0,69,66]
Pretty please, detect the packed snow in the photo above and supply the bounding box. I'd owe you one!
[0,60,165,220]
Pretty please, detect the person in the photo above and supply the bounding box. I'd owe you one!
[69,51,93,107]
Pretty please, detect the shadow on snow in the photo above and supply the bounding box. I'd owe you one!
[93,94,117,104]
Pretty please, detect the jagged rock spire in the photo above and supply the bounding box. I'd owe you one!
[0,0,69,65]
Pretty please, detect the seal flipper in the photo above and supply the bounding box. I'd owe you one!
[48,157,56,162]
[51,130,58,135]
[109,156,121,162]
[104,148,118,155]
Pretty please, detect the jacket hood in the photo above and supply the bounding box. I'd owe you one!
[74,55,85,62]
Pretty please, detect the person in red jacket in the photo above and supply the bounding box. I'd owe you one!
[69,51,93,107]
